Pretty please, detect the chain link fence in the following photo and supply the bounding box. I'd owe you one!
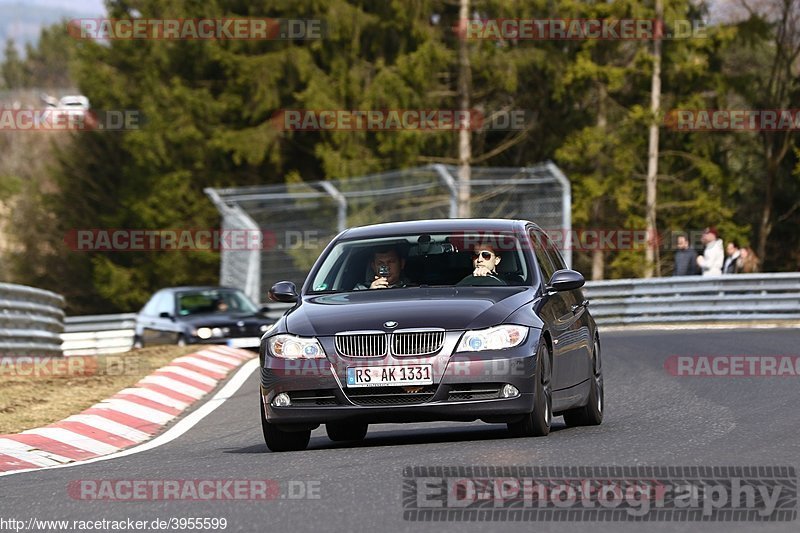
[205,162,570,303]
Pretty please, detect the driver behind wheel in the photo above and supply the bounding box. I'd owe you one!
[471,243,502,277]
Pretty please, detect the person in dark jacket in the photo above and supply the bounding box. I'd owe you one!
[723,241,741,274]
[673,233,699,276]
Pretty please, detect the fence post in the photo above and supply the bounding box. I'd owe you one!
[318,181,347,233]
[546,160,572,269]
[432,164,459,219]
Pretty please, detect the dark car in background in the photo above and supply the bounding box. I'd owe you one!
[134,286,274,349]
[259,219,603,452]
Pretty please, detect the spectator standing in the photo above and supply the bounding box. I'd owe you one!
[723,241,741,274]
[738,247,761,273]
[696,227,724,276]
[673,233,699,276]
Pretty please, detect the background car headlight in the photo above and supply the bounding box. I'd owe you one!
[194,327,230,339]
[267,334,325,359]
[456,325,528,352]
[211,327,230,337]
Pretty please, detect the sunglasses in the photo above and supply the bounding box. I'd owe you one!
[471,250,495,260]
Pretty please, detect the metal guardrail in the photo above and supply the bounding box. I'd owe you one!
[0,282,65,356]
[260,274,800,327]
[59,273,799,355]
[583,273,800,326]
[61,313,137,356]
[259,274,800,328]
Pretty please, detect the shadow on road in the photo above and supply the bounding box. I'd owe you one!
[222,419,569,454]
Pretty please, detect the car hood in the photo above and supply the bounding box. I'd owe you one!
[285,287,535,337]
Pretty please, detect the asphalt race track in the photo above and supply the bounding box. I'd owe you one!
[1,329,798,533]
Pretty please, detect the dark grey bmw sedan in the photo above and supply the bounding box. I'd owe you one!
[259,219,603,451]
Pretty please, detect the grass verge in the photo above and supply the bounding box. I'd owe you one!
[0,345,202,435]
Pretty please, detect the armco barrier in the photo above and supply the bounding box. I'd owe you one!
[59,273,800,355]
[0,282,65,356]
[61,313,137,356]
[583,273,800,326]
[258,273,800,328]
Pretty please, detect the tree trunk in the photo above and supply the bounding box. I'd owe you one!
[757,159,775,262]
[591,83,607,281]
[591,200,605,280]
[456,0,471,218]
[644,0,663,277]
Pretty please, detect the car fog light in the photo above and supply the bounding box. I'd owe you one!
[501,384,519,398]
[271,393,291,407]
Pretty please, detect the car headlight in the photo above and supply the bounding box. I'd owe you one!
[194,327,230,339]
[267,334,325,359]
[456,325,528,352]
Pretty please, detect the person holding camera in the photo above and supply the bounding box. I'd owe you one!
[354,246,410,290]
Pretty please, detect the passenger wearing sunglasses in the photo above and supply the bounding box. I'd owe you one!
[470,244,503,278]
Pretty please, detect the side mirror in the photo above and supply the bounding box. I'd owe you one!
[269,281,299,303]
[547,269,585,292]
[259,306,270,314]
[159,311,173,319]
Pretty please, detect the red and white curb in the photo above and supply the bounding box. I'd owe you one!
[0,346,254,473]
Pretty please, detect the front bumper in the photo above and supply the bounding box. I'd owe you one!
[260,330,541,426]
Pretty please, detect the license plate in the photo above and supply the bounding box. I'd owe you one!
[346,365,433,388]
[227,337,260,348]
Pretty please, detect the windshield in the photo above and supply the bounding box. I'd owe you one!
[309,232,530,293]
[176,289,259,316]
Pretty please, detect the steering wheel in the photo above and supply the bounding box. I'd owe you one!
[456,274,507,286]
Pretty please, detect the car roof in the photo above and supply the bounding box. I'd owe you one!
[339,218,532,240]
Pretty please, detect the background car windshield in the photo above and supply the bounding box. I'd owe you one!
[177,290,259,315]
[310,232,530,293]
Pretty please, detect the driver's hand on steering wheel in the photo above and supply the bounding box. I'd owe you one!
[472,265,496,277]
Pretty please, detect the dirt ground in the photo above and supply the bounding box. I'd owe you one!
[0,345,202,434]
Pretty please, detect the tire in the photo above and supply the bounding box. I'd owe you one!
[326,422,368,442]
[508,341,552,437]
[132,336,143,349]
[563,337,604,427]
[176,335,187,347]
[260,394,311,452]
